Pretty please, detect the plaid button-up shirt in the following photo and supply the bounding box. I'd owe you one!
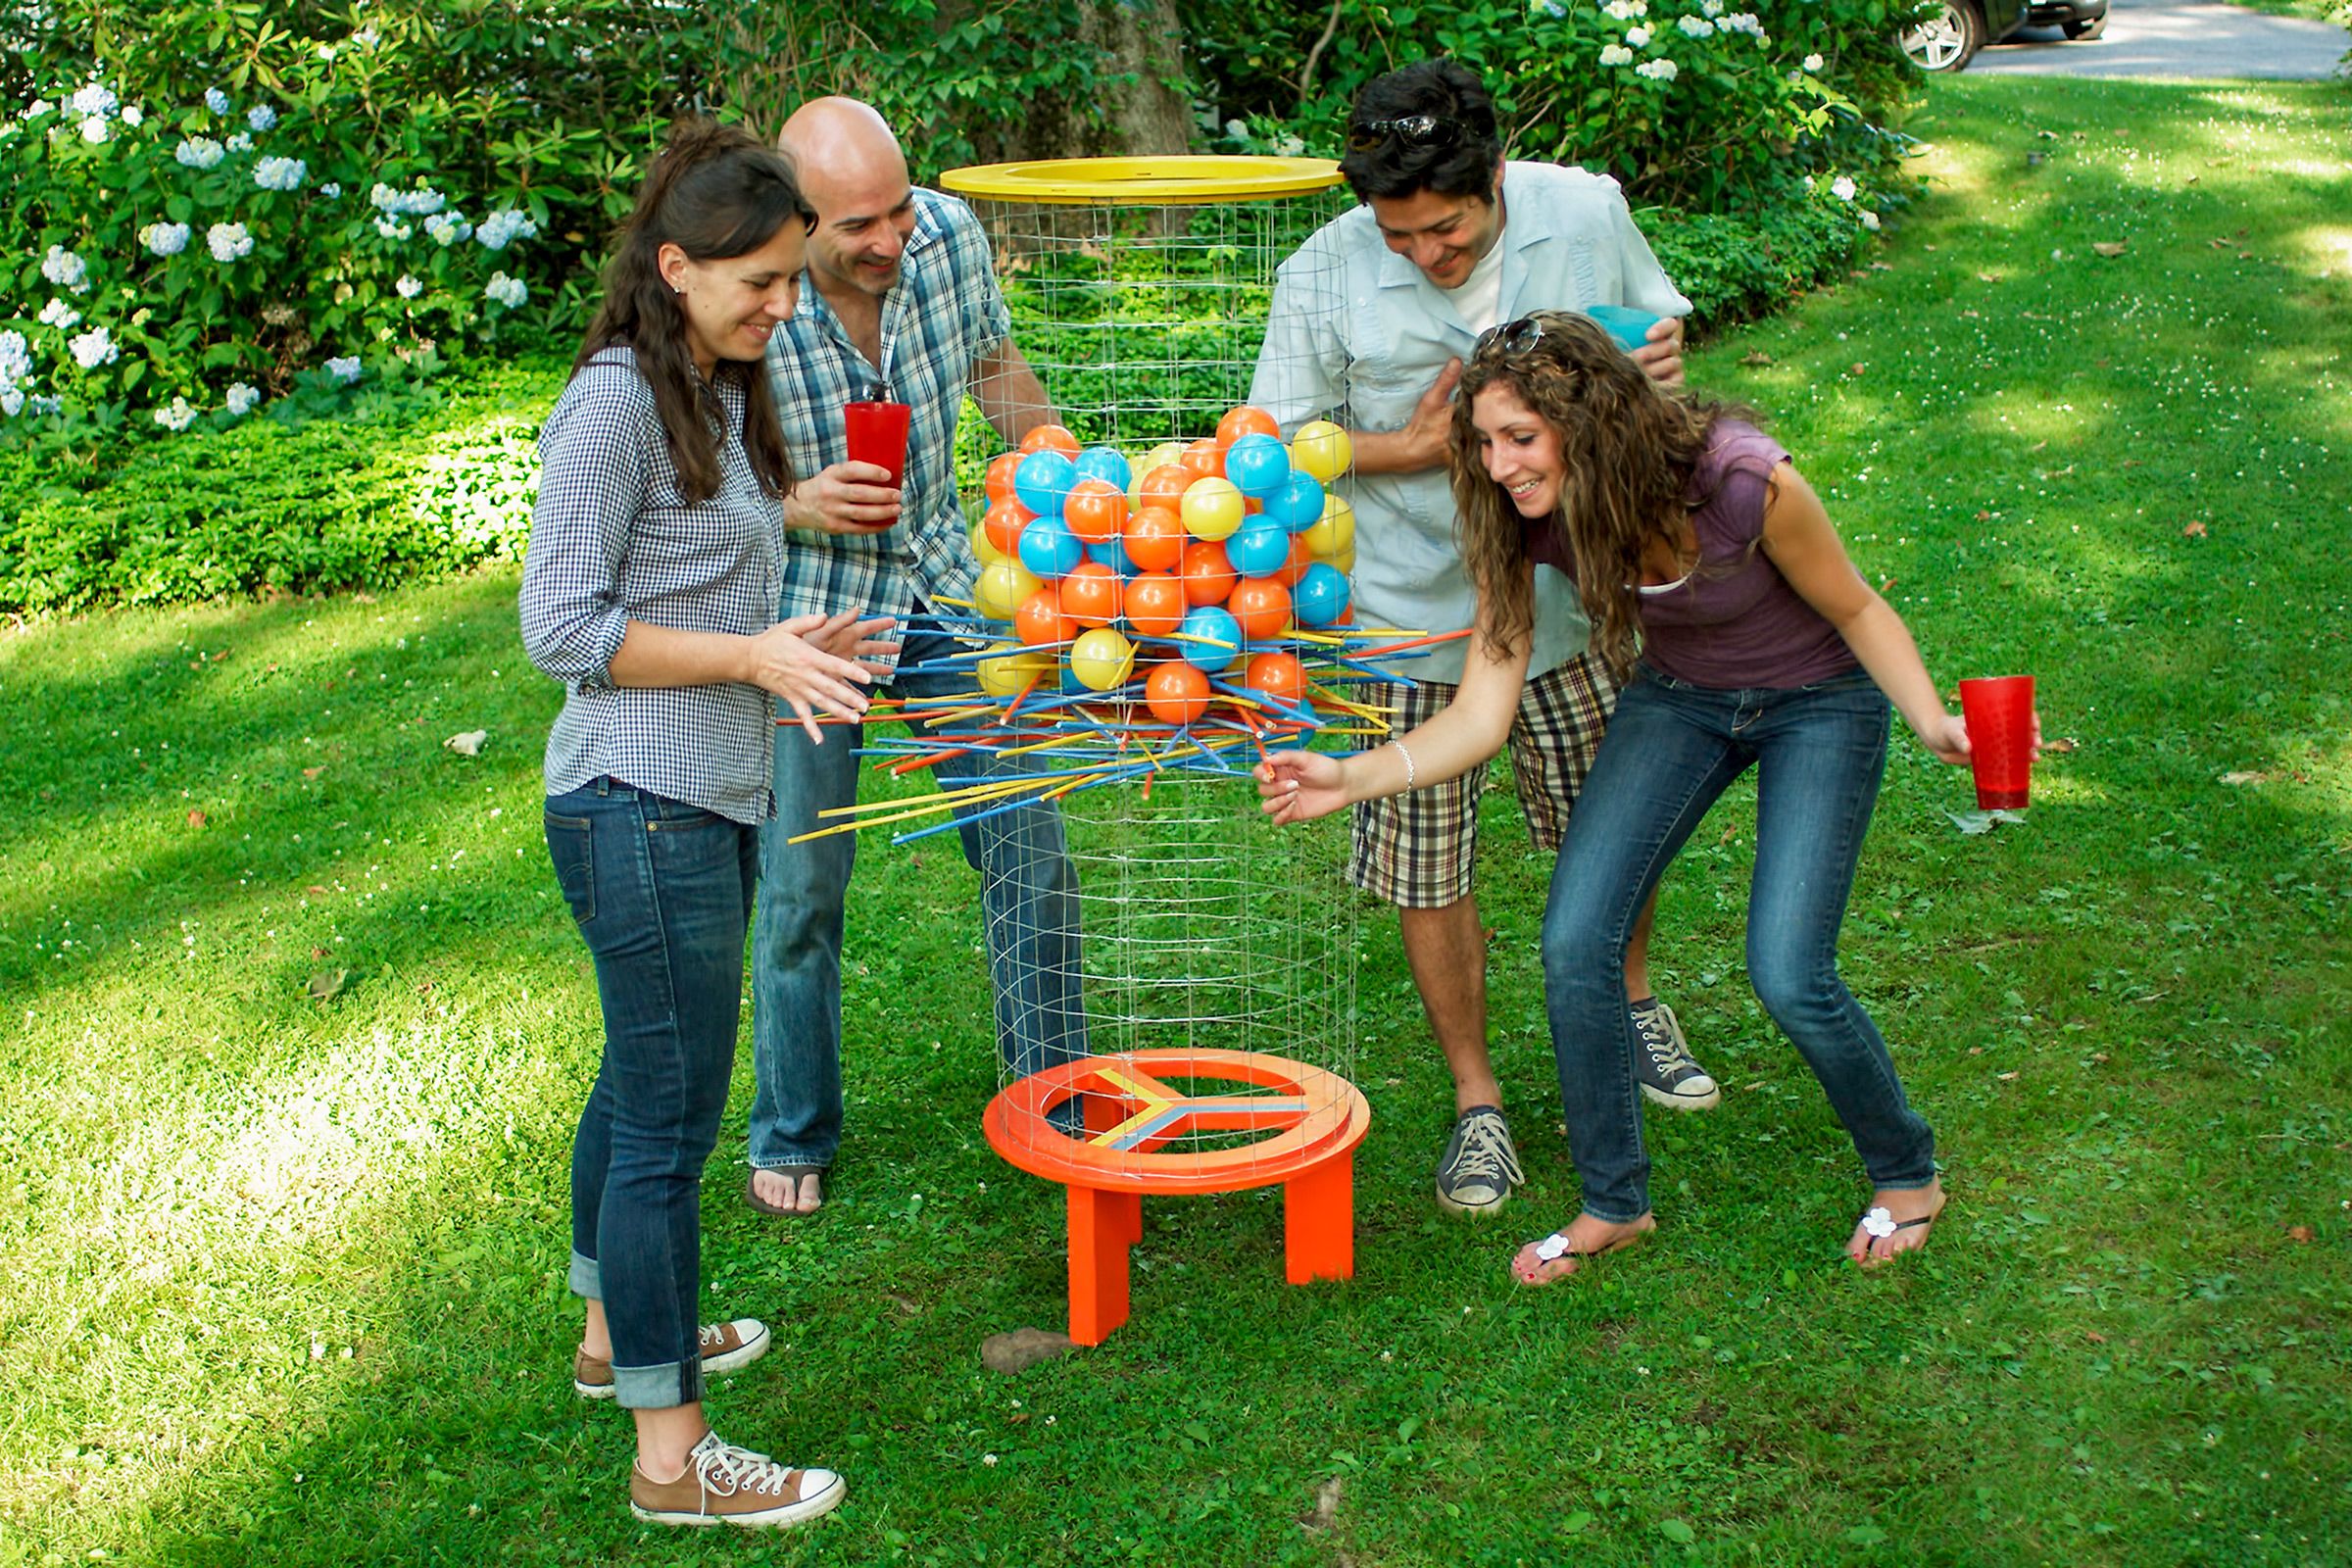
[764,186,1008,651]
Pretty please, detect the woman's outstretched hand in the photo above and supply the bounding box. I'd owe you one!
[1255,750,1349,825]
[749,611,899,742]
[1923,705,2045,768]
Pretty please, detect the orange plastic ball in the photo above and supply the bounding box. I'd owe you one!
[1144,661,1213,725]
[1244,651,1306,707]
[1014,587,1075,648]
[1215,406,1282,450]
[1178,438,1225,483]
[1123,506,1185,573]
[1019,423,1082,457]
[1124,571,1187,638]
[982,497,1035,557]
[1228,576,1293,641]
[1180,540,1237,607]
[984,451,1024,505]
[1058,561,1124,628]
[1062,478,1129,544]
[1275,535,1313,587]
[1137,464,1193,514]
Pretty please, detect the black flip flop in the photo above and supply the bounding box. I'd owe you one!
[1853,1200,1943,1264]
[746,1166,825,1217]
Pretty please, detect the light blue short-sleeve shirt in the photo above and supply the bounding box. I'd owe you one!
[1250,162,1692,683]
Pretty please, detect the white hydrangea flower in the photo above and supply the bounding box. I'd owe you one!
[24,99,55,121]
[319,182,343,199]
[69,82,119,119]
[25,394,62,416]
[1832,174,1857,201]
[1636,57,1679,80]
[1626,24,1652,46]
[226,381,263,416]
[1803,52,1825,71]
[122,104,144,126]
[0,387,22,417]
[374,218,413,239]
[476,209,539,252]
[1603,0,1642,16]
[205,87,230,115]
[225,131,254,153]
[325,356,363,383]
[1702,0,1724,13]
[207,221,255,263]
[1679,15,1716,36]
[81,116,112,144]
[1600,42,1636,65]
[424,212,473,246]
[43,245,91,293]
[140,221,192,256]
[39,298,82,330]
[254,155,308,191]
[317,43,339,62]
[396,274,422,299]
[353,25,380,46]
[1536,0,1567,14]
[154,396,198,431]
[247,104,277,131]
[370,182,447,216]
[175,136,225,170]
[1859,209,1881,231]
[0,329,28,384]
[1723,12,1765,36]
[484,271,528,309]
[69,326,120,369]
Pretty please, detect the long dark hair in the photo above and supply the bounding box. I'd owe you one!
[575,117,812,504]
[1448,311,1761,681]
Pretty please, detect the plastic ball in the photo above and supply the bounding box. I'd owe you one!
[977,642,1051,699]
[1014,449,1077,517]
[1179,540,1237,606]
[1014,588,1075,648]
[1069,627,1136,691]
[1062,478,1129,544]
[1223,431,1292,500]
[1290,562,1351,627]
[1179,475,1246,542]
[1124,571,1188,638]
[1263,470,1326,532]
[1275,536,1313,588]
[1224,518,1291,578]
[982,497,1034,558]
[973,558,1041,621]
[1137,464,1193,514]
[1131,443,1186,503]
[1145,661,1213,725]
[1244,650,1307,708]
[1303,493,1356,558]
[984,451,1023,505]
[1073,445,1132,493]
[1177,439,1225,483]
[969,520,1004,566]
[1123,506,1185,573]
[1228,576,1293,641]
[1290,419,1353,483]
[1019,423,1081,457]
[1016,514,1084,579]
[1086,536,1137,575]
[1215,406,1282,449]
[1058,561,1124,628]
[1177,605,1243,673]
[1329,545,1356,575]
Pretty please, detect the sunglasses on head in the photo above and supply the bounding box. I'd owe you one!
[1472,315,1549,360]
[1345,114,1462,153]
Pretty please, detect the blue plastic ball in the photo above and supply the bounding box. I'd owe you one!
[1085,535,1136,575]
[1290,562,1351,628]
[1262,470,1326,532]
[1223,518,1291,578]
[1016,514,1084,578]
[1177,605,1243,673]
[1223,432,1292,499]
[1013,449,1077,516]
[1072,445,1133,493]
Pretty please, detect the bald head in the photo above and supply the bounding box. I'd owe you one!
[777,98,917,301]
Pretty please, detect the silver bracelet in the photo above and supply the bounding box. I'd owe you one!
[1393,736,1418,793]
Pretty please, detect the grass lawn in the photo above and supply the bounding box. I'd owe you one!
[3,72,2347,1566]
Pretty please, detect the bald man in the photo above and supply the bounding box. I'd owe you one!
[747,98,1086,1216]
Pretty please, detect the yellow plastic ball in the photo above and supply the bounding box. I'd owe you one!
[974,559,1042,621]
[976,641,1050,699]
[1303,493,1356,559]
[1179,475,1246,543]
[1290,419,1353,484]
[1130,442,1186,504]
[1068,627,1136,691]
[969,519,1006,566]
[1328,544,1356,574]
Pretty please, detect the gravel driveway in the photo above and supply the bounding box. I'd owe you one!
[1971,0,2350,77]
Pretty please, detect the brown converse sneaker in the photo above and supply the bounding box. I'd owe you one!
[629,1430,845,1529]
[574,1318,771,1399]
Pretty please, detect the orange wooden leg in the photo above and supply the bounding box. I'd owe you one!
[1066,1184,1134,1345]
[1283,1154,1354,1284]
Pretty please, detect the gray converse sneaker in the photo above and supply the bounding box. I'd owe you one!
[1434,1105,1524,1215]
[1632,1001,1720,1110]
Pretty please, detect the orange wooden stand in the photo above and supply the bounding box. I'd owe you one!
[982,1048,1372,1345]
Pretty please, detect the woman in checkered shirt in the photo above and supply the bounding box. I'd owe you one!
[520,118,892,1530]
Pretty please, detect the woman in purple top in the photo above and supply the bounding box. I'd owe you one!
[1261,311,2034,1285]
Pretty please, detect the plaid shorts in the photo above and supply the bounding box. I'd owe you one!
[1346,653,1620,909]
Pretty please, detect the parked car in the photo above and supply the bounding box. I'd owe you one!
[1898,0,2108,72]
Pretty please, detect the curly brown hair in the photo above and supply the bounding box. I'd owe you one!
[1447,310,1760,681]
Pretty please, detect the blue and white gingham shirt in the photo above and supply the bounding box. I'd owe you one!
[519,347,785,823]
[763,186,1009,649]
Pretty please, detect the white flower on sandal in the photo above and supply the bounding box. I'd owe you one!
[1861,1206,1898,1240]
[1535,1233,1571,1261]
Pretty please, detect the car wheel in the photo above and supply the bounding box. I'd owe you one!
[2062,13,2106,37]
[1899,0,1984,71]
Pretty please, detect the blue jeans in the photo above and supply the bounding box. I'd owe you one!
[1542,666,1936,1223]
[749,618,1089,1171]
[546,779,758,1409]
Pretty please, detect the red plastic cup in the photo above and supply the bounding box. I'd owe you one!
[844,401,911,488]
[1958,675,2035,810]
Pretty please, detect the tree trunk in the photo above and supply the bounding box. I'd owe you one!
[969,0,1194,163]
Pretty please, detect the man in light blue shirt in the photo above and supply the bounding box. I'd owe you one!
[1251,61,1718,1220]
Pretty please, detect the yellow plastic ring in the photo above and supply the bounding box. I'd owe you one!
[940,155,1343,206]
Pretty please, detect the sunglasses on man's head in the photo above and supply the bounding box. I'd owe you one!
[1345,114,1460,153]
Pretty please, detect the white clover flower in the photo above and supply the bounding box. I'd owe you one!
[225,131,254,153]
[122,104,143,126]
[484,271,528,309]
[1626,24,1653,46]
[0,387,22,417]
[0,329,28,384]
[424,212,473,246]
[140,221,192,256]
[154,396,198,431]
[1636,57,1679,80]
[39,298,82,330]
[1679,15,1716,36]
[1803,52,1825,71]
[175,136,225,170]
[205,87,230,115]
[69,82,119,119]
[319,182,342,199]
[1600,43,1636,65]
[226,382,263,416]
[43,245,91,293]
[1859,209,1881,231]
[247,104,277,131]
[254,155,308,191]
[396,274,422,299]
[476,208,539,252]
[207,221,255,263]
[81,117,112,144]
[69,326,120,369]
[326,355,363,383]
[1832,174,1857,201]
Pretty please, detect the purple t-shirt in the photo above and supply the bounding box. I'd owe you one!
[1524,420,1859,689]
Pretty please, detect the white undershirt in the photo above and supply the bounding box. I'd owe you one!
[1446,240,1507,333]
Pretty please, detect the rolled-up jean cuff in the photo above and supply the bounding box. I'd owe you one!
[568,1250,601,1301]
[612,1359,694,1410]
